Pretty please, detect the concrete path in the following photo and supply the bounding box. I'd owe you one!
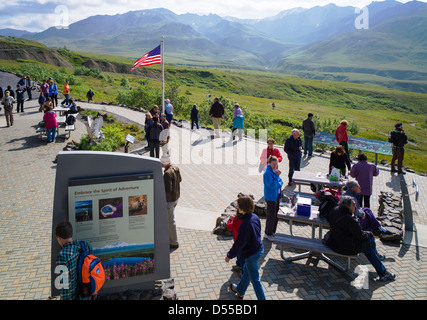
[0,98,426,300]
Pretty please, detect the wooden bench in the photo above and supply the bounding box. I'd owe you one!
[273,233,358,272]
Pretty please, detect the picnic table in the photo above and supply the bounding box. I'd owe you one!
[274,203,358,272]
[291,171,347,193]
[53,106,69,116]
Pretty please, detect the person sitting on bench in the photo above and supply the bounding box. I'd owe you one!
[343,181,395,240]
[64,99,78,117]
[325,196,396,282]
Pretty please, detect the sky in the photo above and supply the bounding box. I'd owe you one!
[0,0,423,32]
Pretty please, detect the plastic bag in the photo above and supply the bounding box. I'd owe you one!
[330,167,341,181]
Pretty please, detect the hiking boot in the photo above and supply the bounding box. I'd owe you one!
[229,283,243,299]
[380,271,396,282]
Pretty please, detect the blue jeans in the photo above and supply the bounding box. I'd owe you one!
[363,237,386,277]
[304,134,313,156]
[166,113,173,125]
[288,156,301,182]
[236,249,265,300]
[191,118,199,130]
[47,128,56,142]
[61,94,69,106]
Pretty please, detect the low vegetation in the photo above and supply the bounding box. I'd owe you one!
[0,43,425,173]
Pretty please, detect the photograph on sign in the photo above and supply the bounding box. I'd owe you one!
[68,174,155,282]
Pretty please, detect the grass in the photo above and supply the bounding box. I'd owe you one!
[1,48,425,173]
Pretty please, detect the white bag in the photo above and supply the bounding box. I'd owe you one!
[330,167,341,181]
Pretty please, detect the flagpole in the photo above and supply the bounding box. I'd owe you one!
[161,36,165,115]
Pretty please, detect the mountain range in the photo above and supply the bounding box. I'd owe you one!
[1,0,426,92]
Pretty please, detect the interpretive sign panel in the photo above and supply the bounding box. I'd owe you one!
[68,174,155,281]
[51,151,169,297]
[314,131,392,156]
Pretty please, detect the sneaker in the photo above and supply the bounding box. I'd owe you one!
[379,271,396,282]
[229,283,243,299]
[378,254,386,261]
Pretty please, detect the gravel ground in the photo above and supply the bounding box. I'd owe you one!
[0,71,21,92]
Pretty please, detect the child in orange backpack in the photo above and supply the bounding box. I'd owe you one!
[55,221,104,300]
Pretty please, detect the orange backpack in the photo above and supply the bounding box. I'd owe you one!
[78,241,105,298]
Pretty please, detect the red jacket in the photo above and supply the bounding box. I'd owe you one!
[43,111,57,130]
[335,124,349,143]
[260,147,283,166]
[227,215,243,242]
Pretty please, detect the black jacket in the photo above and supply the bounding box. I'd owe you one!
[329,152,351,174]
[209,101,224,118]
[389,129,407,148]
[302,118,315,135]
[147,122,163,142]
[325,206,371,255]
[284,135,302,160]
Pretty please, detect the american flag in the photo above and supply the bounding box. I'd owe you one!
[131,45,162,71]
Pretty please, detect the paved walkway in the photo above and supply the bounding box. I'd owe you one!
[0,99,426,300]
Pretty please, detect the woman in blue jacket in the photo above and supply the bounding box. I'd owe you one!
[263,156,283,241]
[48,80,58,108]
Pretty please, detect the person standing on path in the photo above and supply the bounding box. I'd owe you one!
[302,112,316,157]
[389,122,408,175]
[284,129,303,186]
[160,113,171,157]
[61,80,71,106]
[15,84,26,113]
[232,103,245,141]
[335,120,350,160]
[263,156,283,241]
[162,156,182,249]
[25,76,33,101]
[260,138,283,171]
[190,104,199,130]
[43,104,58,143]
[2,91,15,127]
[146,116,163,158]
[49,80,58,108]
[209,97,224,137]
[40,79,49,99]
[349,153,379,208]
[164,99,173,125]
[226,195,266,300]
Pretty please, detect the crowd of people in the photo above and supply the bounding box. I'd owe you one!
[47,95,409,301]
[0,74,91,145]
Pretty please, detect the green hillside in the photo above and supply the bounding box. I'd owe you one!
[0,38,425,173]
[274,13,427,93]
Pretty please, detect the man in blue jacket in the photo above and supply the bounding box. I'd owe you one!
[263,156,283,241]
[284,129,303,186]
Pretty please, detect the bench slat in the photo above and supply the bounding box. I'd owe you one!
[273,233,357,258]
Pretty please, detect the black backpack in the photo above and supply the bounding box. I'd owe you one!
[316,189,341,219]
[66,115,76,125]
